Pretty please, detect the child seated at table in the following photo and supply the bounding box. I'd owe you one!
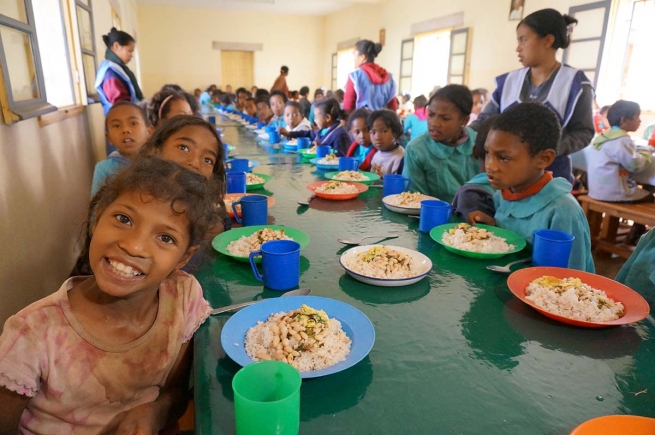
[268,90,287,129]
[468,102,594,272]
[346,108,376,171]
[402,85,480,203]
[616,229,655,306]
[280,98,351,156]
[283,101,311,132]
[0,158,215,434]
[403,95,428,141]
[368,109,405,176]
[244,97,257,118]
[91,102,153,196]
[149,89,193,127]
[256,96,273,125]
[588,100,652,203]
[219,92,236,112]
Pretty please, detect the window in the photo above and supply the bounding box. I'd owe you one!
[398,38,414,95]
[448,28,470,85]
[336,49,354,91]
[75,0,98,102]
[331,52,337,91]
[0,0,56,123]
[411,30,451,99]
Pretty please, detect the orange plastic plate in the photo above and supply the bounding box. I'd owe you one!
[570,415,655,435]
[306,181,368,201]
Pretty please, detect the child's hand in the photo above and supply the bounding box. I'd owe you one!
[114,402,161,435]
[467,211,496,226]
[279,128,289,137]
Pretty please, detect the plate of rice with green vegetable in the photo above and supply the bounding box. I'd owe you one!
[340,245,432,286]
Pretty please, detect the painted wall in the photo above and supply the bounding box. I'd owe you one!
[137,5,326,97]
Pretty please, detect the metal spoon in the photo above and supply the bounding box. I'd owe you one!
[297,195,316,206]
[486,257,532,274]
[337,233,399,245]
[210,288,312,315]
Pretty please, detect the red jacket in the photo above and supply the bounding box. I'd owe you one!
[343,63,398,112]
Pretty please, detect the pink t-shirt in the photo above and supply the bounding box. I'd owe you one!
[0,271,211,434]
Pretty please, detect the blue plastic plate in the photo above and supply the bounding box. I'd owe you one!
[220,296,375,378]
[309,157,339,170]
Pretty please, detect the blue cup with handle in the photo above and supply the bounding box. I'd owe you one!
[316,145,331,158]
[232,195,268,226]
[227,158,250,172]
[297,137,311,150]
[419,200,453,233]
[339,157,359,171]
[383,174,411,197]
[249,240,301,291]
[226,172,247,194]
[265,126,276,133]
[257,121,266,129]
[268,130,281,144]
[533,229,575,268]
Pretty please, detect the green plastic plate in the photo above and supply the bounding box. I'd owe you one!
[323,171,381,186]
[298,149,317,160]
[246,173,273,191]
[429,223,527,259]
[211,225,310,262]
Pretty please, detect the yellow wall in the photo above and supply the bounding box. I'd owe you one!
[137,5,325,97]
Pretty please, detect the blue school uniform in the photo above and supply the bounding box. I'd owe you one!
[91,151,129,197]
[493,177,595,272]
[616,229,655,306]
[403,113,428,141]
[287,124,351,157]
[268,115,286,129]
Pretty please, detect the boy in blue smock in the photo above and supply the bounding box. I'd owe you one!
[616,230,655,306]
[469,102,594,272]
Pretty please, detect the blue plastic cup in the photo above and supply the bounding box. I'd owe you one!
[249,240,301,291]
[297,137,311,150]
[227,158,250,172]
[268,131,281,144]
[257,121,266,129]
[339,157,359,171]
[383,174,411,197]
[419,200,453,233]
[208,115,216,125]
[232,195,268,226]
[265,126,276,133]
[533,229,575,268]
[226,172,247,194]
[316,145,331,158]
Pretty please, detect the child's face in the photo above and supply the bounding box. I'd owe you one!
[245,100,257,117]
[315,92,324,101]
[163,99,193,122]
[622,112,641,132]
[472,94,485,115]
[106,105,153,158]
[350,118,371,147]
[237,92,247,107]
[370,118,396,151]
[270,95,285,116]
[257,102,273,122]
[485,129,555,193]
[159,125,219,180]
[89,190,195,298]
[314,108,331,129]
[284,106,302,129]
[427,98,468,145]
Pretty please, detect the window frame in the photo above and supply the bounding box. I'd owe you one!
[75,0,99,102]
[331,52,337,91]
[399,38,414,95]
[447,27,470,85]
[0,0,57,124]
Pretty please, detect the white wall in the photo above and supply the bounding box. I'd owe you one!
[137,5,326,97]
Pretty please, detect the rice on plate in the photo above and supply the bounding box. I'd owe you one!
[245,304,351,372]
[335,171,368,181]
[525,276,624,322]
[386,191,432,208]
[315,181,359,194]
[342,246,416,279]
[226,228,293,257]
[246,173,265,184]
[442,223,515,253]
[317,154,338,165]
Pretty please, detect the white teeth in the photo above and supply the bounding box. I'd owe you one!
[108,259,143,278]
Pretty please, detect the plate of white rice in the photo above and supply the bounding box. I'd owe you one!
[221,296,375,378]
[383,192,438,215]
[430,223,526,259]
[212,225,310,262]
[340,245,432,287]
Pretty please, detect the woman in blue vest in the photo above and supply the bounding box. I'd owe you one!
[95,28,143,116]
[471,9,594,183]
[343,40,398,114]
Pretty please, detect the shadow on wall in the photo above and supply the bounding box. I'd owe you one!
[0,112,95,325]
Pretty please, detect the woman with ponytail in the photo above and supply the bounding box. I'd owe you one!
[95,28,144,116]
[343,40,398,113]
[470,9,595,183]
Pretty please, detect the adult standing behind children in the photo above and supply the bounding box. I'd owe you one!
[271,66,290,97]
[470,9,595,183]
[343,40,398,113]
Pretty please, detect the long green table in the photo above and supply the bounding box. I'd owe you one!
[194,115,655,434]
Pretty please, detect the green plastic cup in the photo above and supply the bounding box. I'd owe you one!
[232,361,301,435]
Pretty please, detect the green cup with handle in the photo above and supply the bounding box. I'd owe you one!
[232,360,301,435]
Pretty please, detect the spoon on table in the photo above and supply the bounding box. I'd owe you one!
[297,195,316,206]
[486,257,532,274]
[210,288,312,315]
[337,233,400,245]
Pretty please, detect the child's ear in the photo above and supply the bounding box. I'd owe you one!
[105,132,112,144]
[536,149,556,168]
[146,125,155,136]
[175,246,199,270]
[461,115,470,127]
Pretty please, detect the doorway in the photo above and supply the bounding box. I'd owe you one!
[221,50,254,90]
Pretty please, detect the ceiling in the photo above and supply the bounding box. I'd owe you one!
[136,0,381,16]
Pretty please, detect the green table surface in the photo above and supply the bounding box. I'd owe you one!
[194,115,655,434]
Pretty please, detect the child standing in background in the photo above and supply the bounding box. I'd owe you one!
[346,108,376,171]
[368,109,405,176]
[403,95,428,141]
[0,158,216,434]
[283,101,311,132]
[269,90,287,129]
[92,102,153,196]
[256,96,274,125]
[148,90,193,127]
[403,85,479,203]
[588,100,652,203]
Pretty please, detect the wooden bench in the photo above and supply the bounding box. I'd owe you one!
[578,195,655,259]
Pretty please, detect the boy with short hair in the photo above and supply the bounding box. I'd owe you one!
[469,102,594,272]
[283,101,311,132]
